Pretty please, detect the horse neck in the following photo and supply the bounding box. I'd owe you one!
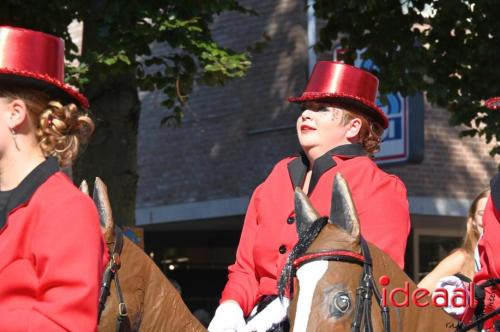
[367,242,456,330]
[368,242,415,288]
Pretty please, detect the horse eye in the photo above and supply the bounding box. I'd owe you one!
[330,292,351,317]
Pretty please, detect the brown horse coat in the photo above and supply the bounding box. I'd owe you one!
[99,233,206,332]
[82,178,206,332]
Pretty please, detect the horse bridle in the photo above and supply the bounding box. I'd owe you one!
[98,225,130,332]
[292,237,391,332]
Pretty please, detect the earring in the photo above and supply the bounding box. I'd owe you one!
[9,127,20,151]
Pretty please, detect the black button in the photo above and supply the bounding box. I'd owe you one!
[279,245,287,254]
[287,216,295,224]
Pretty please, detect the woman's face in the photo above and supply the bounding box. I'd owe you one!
[473,197,488,236]
[296,102,358,157]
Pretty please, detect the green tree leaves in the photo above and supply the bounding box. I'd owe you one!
[315,0,500,157]
[0,1,252,124]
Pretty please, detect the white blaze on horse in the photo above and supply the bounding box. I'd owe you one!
[279,173,457,332]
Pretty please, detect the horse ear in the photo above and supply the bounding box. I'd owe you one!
[93,177,115,241]
[294,187,321,237]
[79,180,89,195]
[329,173,360,239]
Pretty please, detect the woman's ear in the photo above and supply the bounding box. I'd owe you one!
[345,117,362,139]
[5,98,28,130]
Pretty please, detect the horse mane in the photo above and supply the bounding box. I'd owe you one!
[277,216,328,299]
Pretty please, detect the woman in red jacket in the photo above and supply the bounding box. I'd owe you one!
[471,180,500,330]
[208,62,411,332]
[465,97,500,330]
[0,26,106,331]
[430,98,500,331]
[439,174,500,330]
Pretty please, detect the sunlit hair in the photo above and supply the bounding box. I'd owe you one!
[462,188,490,255]
[340,107,384,156]
[0,87,94,167]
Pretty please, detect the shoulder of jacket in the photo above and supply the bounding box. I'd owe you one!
[252,156,298,194]
[346,157,407,187]
[265,155,297,174]
[34,172,96,210]
[278,155,299,165]
[375,168,408,194]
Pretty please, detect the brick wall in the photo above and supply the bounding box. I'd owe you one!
[137,0,499,210]
[137,0,308,207]
[386,99,499,201]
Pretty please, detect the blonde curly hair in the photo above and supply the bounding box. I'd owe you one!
[0,87,94,167]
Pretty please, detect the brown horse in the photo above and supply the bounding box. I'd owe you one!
[80,178,206,332]
[282,173,458,332]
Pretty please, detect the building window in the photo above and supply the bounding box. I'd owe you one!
[412,228,463,282]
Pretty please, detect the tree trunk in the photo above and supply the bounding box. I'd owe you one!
[73,11,140,227]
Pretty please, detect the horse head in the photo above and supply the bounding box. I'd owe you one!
[79,178,206,332]
[283,173,456,332]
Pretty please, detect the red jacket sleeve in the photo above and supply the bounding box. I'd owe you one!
[358,175,410,269]
[475,171,500,283]
[220,185,262,316]
[471,196,500,329]
[0,193,106,331]
[475,196,500,282]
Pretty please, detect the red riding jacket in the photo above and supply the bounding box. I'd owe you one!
[220,144,411,316]
[0,158,108,331]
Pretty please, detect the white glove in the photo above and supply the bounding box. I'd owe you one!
[208,301,246,332]
[433,276,468,318]
[242,297,290,332]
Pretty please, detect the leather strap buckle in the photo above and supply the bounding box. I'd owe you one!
[118,302,128,317]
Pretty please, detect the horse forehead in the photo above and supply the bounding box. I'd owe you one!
[297,260,329,281]
[306,225,358,253]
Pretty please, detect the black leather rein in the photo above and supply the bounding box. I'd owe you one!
[97,225,130,332]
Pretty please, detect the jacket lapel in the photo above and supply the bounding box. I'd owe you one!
[286,143,367,237]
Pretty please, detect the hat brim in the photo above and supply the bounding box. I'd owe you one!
[288,92,388,129]
[0,69,89,109]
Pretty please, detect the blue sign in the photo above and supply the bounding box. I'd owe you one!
[353,53,423,165]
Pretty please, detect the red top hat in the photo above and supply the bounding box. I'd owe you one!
[289,61,388,129]
[486,97,500,110]
[0,26,89,109]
